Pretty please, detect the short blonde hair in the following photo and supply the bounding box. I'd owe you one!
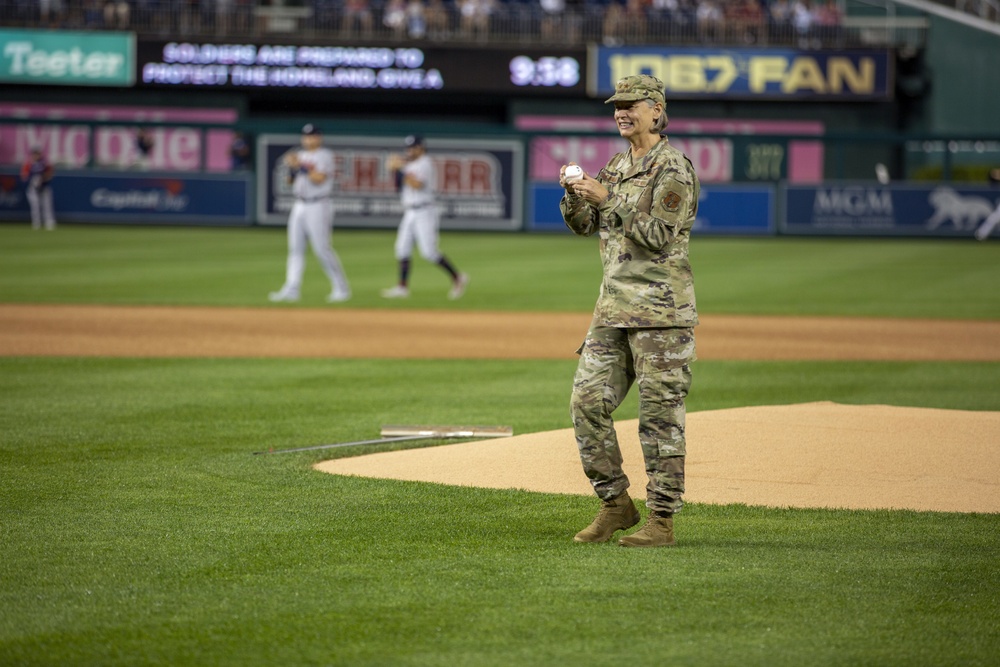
[646,100,668,134]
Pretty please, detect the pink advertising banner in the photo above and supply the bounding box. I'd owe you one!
[517,115,824,184]
[530,135,735,183]
[0,103,239,172]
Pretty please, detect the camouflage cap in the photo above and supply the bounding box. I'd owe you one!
[605,74,665,105]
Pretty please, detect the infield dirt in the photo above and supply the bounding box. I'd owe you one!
[4,304,998,513]
[3,303,1000,361]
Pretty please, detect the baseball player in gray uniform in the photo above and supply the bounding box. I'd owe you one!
[269,124,351,303]
[382,135,469,300]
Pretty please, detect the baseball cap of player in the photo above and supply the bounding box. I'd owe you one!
[605,74,666,105]
[404,134,424,147]
[301,123,321,136]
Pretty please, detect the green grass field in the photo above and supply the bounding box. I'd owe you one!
[1,225,998,666]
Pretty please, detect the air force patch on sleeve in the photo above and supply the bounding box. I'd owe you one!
[663,191,682,212]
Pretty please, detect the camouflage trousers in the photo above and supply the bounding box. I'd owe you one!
[570,325,695,514]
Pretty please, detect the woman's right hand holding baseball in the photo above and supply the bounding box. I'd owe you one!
[560,163,585,190]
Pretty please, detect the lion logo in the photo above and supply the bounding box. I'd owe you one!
[925,187,996,230]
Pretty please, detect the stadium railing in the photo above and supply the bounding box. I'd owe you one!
[0,0,928,50]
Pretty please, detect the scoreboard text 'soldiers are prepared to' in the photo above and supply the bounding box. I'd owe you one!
[136,41,586,96]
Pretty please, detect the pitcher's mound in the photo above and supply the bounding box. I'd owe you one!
[315,402,1000,514]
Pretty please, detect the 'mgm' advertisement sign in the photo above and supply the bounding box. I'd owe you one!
[782,184,1000,237]
[591,47,892,100]
[0,28,135,86]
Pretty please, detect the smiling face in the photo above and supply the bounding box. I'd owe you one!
[613,99,662,142]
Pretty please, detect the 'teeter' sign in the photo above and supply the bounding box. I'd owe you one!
[0,28,135,86]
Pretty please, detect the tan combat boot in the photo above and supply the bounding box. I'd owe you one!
[619,513,675,548]
[573,493,641,543]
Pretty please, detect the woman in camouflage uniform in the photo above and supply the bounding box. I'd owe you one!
[560,74,700,547]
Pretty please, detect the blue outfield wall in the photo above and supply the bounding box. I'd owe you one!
[0,169,253,226]
[3,165,997,239]
[531,181,999,238]
[530,182,775,235]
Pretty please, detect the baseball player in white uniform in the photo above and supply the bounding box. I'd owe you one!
[382,135,469,299]
[269,124,351,303]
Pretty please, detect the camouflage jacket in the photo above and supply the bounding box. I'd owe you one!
[560,138,700,328]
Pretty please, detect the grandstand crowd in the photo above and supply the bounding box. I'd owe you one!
[4,0,859,47]
[3,0,994,47]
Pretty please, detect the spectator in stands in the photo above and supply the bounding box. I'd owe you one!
[814,0,843,46]
[341,0,374,37]
[540,0,565,42]
[383,0,408,38]
[696,0,723,42]
[727,0,764,44]
[233,0,252,33]
[623,0,648,43]
[103,0,130,28]
[314,0,339,31]
[200,0,217,34]
[648,0,686,27]
[602,0,625,46]
[406,0,427,38]
[61,0,81,28]
[458,0,493,41]
[424,0,451,39]
[215,0,232,34]
[815,0,842,24]
[39,0,66,26]
[648,0,676,19]
[563,0,585,43]
[82,0,104,27]
[178,0,200,35]
[649,0,697,33]
[768,0,793,41]
[792,0,816,48]
[128,0,153,31]
[540,0,583,44]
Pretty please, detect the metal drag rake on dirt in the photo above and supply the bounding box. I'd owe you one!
[253,424,513,455]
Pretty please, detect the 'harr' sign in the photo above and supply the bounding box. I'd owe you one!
[328,151,500,197]
[259,134,522,230]
[595,47,892,100]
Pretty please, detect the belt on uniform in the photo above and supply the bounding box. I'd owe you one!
[296,196,330,203]
[406,203,434,210]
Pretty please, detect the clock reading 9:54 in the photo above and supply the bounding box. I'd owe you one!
[509,56,580,87]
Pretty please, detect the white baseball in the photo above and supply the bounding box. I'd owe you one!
[564,165,583,182]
